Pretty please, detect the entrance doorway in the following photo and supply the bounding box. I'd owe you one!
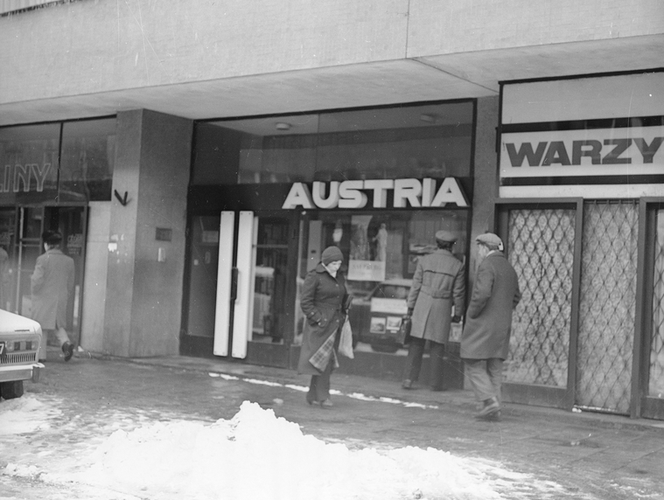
[0,206,87,346]
[180,211,299,367]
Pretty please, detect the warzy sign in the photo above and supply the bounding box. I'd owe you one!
[282,177,469,209]
[500,126,664,179]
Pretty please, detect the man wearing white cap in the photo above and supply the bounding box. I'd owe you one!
[402,230,465,391]
[461,232,521,421]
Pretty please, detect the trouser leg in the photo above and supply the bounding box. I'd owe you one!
[54,327,71,347]
[428,341,446,390]
[464,359,495,402]
[486,358,503,403]
[404,337,426,382]
[308,359,333,402]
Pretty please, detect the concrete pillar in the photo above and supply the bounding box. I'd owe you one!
[104,109,193,357]
[470,96,500,276]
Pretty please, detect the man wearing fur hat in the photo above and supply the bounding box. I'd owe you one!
[461,232,521,421]
[402,230,465,391]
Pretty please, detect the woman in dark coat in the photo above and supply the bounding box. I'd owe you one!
[297,246,348,407]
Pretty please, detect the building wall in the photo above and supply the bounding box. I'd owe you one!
[470,96,500,277]
[104,109,192,357]
[1,0,661,106]
[81,201,111,353]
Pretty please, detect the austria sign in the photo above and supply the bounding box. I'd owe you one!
[500,126,664,178]
[282,177,468,209]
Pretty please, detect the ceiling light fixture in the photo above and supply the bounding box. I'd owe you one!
[275,122,291,130]
[420,114,436,123]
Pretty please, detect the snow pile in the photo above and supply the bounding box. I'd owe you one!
[2,395,567,499]
[0,396,61,435]
[69,401,503,500]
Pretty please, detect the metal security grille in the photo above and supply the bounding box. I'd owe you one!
[649,209,664,397]
[505,208,576,387]
[0,352,38,364]
[577,201,638,414]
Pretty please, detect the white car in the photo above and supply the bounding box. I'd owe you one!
[0,309,44,400]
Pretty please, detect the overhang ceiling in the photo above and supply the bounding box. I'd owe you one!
[1,35,662,127]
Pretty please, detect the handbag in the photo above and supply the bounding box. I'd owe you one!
[396,315,412,345]
[338,317,354,359]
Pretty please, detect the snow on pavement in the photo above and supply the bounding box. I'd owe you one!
[1,393,569,500]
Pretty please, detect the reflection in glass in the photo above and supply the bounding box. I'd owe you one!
[0,124,60,205]
[192,101,474,185]
[251,217,290,344]
[184,216,220,338]
[60,119,116,201]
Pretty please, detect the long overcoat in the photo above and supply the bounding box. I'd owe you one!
[461,251,521,360]
[297,264,348,375]
[30,248,75,330]
[406,249,465,344]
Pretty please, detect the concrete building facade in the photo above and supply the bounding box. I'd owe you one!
[1,0,663,419]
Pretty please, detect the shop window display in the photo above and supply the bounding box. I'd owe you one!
[293,210,468,353]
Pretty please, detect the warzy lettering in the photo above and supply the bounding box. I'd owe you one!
[505,137,664,167]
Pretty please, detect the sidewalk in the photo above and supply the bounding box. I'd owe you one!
[27,348,664,499]
[118,352,664,433]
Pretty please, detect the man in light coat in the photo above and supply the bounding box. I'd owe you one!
[461,232,521,420]
[402,230,465,391]
[31,231,76,362]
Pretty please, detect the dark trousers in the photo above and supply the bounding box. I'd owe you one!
[403,337,446,390]
[307,359,333,403]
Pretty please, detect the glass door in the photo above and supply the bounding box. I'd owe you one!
[5,206,87,345]
[0,208,17,312]
[181,211,298,366]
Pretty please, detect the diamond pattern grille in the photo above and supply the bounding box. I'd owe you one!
[576,201,637,414]
[649,209,664,397]
[506,209,575,387]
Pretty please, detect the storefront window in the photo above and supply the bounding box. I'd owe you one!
[191,101,473,185]
[60,119,116,202]
[293,210,468,352]
[0,124,60,205]
[0,118,116,205]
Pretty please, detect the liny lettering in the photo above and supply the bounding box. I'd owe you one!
[0,163,52,193]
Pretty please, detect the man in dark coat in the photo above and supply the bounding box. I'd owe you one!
[402,230,465,391]
[461,233,521,420]
[31,231,76,362]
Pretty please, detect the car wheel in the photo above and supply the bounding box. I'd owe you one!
[0,380,24,400]
[370,343,399,354]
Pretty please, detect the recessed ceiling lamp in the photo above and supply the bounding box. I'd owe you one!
[420,114,436,123]
[275,122,291,130]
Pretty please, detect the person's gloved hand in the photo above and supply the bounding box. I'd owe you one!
[452,315,461,323]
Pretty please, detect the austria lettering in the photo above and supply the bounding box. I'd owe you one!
[282,177,468,209]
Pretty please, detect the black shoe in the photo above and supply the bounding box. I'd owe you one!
[402,379,414,390]
[62,342,75,362]
[475,397,500,419]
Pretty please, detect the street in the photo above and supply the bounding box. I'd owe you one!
[2,351,664,499]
